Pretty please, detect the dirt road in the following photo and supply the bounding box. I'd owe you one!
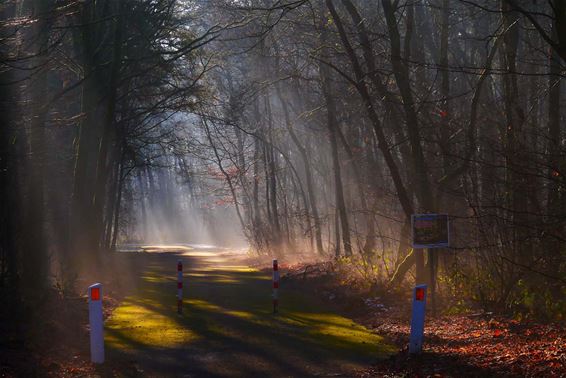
[104,246,394,377]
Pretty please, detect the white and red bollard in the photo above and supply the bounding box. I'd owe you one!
[272,259,280,313]
[88,283,104,364]
[409,284,427,354]
[177,260,183,315]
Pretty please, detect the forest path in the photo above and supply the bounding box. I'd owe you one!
[104,246,394,377]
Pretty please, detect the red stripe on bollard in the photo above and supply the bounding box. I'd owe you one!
[178,282,183,289]
[91,287,100,301]
[273,282,279,289]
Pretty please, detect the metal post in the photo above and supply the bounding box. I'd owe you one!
[88,283,104,364]
[409,284,427,354]
[428,249,436,317]
[272,259,279,314]
[415,248,425,284]
[177,260,183,315]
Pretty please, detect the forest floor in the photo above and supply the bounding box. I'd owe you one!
[1,246,394,377]
[0,249,564,377]
[100,246,394,377]
[282,261,566,377]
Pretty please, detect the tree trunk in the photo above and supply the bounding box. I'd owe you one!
[319,62,352,257]
[546,18,562,271]
[382,0,434,213]
[265,95,281,244]
[276,86,324,255]
[0,1,19,287]
[92,0,124,250]
[501,1,528,264]
[203,118,249,241]
[111,158,125,250]
[22,0,54,294]
[336,124,376,255]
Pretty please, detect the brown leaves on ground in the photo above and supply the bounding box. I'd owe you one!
[362,312,566,377]
[0,285,142,377]
[0,289,97,377]
[283,261,566,378]
[2,257,564,377]
[0,253,139,377]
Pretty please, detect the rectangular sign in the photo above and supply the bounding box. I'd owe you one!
[411,214,449,248]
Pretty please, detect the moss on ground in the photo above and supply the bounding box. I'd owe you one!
[104,251,395,375]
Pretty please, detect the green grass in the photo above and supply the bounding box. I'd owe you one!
[104,253,395,375]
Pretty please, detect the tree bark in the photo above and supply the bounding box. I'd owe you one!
[319,61,353,257]
[546,17,562,271]
[382,0,434,213]
[326,0,414,220]
[22,0,54,293]
[275,86,324,255]
[501,1,528,264]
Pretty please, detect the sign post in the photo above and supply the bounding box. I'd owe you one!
[88,283,104,364]
[411,214,449,316]
[409,284,427,354]
[428,249,436,316]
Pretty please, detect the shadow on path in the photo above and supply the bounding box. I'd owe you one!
[105,248,395,377]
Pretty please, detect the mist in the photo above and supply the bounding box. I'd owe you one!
[120,153,247,248]
[1,3,565,372]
